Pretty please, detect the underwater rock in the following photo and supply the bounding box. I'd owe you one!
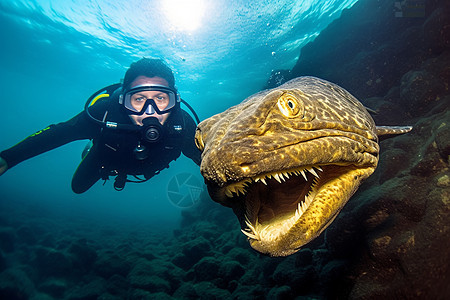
[173,282,198,299]
[434,111,450,160]
[155,259,183,288]
[231,284,266,299]
[32,246,72,277]
[179,209,198,227]
[214,230,242,254]
[226,280,239,294]
[0,228,15,253]
[175,280,231,299]
[193,256,221,282]
[97,293,123,300]
[259,256,283,281]
[267,285,292,299]
[289,0,449,101]
[294,248,314,267]
[129,289,175,300]
[128,289,152,299]
[30,293,53,300]
[66,277,107,300]
[218,260,245,283]
[171,253,191,271]
[345,139,450,298]
[132,274,171,293]
[145,292,175,300]
[399,70,445,116]
[39,233,56,248]
[235,260,265,287]
[422,5,450,54]
[127,258,182,293]
[225,247,254,265]
[272,256,315,295]
[319,260,350,298]
[0,268,35,300]
[0,251,5,272]
[323,207,364,261]
[67,239,98,272]
[363,95,407,124]
[189,221,222,241]
[38,278,67,299]
[193,281,232,300]
[377,148,410,183]
[174,236,212,269]
[16,225,38,245]
[105,274,129,298]
[93,251,132,278]
[409,112,450,178]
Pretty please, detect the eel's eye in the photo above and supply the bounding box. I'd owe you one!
[277,93,303,118]
[195,128,205,152]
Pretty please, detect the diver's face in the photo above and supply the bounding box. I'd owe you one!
[128,76,171,125]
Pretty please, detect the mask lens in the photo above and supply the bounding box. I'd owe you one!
[130,94,149,112]
[123,85,177,115]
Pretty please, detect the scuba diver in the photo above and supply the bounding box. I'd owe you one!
[0,58,202,193]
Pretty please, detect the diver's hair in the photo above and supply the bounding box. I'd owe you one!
[122,58,176,91]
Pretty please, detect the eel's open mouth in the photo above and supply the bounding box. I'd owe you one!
[208,164,371,256]
[236,166,323,241]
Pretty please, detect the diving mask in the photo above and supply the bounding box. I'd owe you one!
[120,84,179,115]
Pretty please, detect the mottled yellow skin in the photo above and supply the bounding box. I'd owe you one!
[195,77,412,257]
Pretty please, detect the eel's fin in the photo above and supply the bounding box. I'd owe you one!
[376,125,413,140]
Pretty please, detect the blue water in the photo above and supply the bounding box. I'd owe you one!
[0,0,357,232]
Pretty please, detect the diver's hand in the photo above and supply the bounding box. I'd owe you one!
[0,157,8,176]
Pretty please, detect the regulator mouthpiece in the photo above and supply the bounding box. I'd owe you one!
[142,117,164,143]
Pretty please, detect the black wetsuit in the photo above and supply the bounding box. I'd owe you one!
[0,92,201,193]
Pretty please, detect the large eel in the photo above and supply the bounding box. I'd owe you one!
[195,77,412,257]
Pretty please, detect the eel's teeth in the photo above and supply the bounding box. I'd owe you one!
[295,194,313,220]
[259,225,270,236]
[305,193,313,207]
[260,178,267,185]
[245,217,256,232]
[308,168,319,178]
[296,202,303,219]
[311,177,319,187]
[316,166,323,172]
[225,188,233,198]
[300,170,308,181]
[243,216,260,240]
[273,173,282,183]
[241,229,259,240]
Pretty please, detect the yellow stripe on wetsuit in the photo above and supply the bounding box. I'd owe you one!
[29,126,51,137]
[28,93,110,139]
[89,93,110,106]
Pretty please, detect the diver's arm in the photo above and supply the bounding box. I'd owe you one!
[0,157,8,176]
[0,110,101,170]
[181,111,202,166]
